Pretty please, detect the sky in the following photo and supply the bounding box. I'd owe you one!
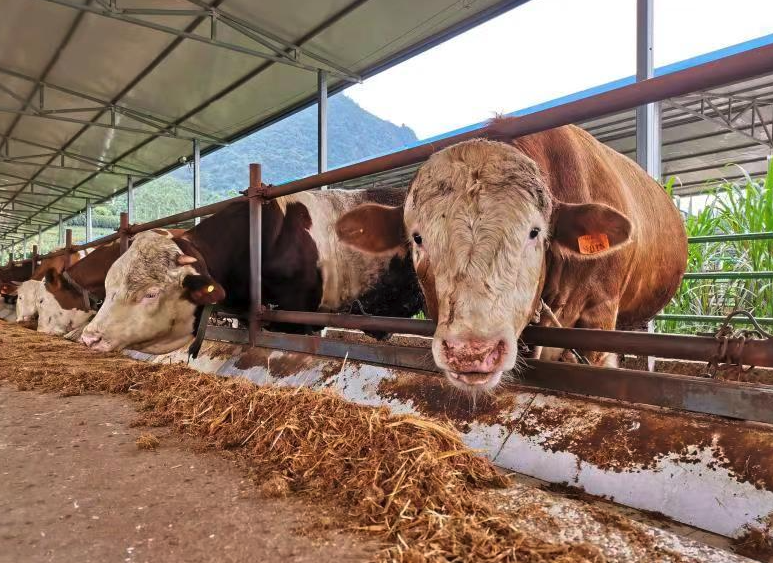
[347,0,773,140]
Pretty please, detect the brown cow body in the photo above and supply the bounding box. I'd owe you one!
[336,124,687,392]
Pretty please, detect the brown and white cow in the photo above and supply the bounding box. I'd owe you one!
[335,124,687,392]
[79,188,422,354]
[41,231,184,337]
[15,279,93,334]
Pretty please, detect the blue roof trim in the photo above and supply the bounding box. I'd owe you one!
[278,33,773,180]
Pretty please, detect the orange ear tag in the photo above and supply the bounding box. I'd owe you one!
[577,233,610,255]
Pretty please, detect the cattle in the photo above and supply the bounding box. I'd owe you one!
[1,249,90,303]
[13,278,93,334]
[15,280,43,322]
[335,124,688,393]
[41,230,184,338]
[80,188,422,354]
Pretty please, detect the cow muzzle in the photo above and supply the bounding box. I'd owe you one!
[438,336,508,391]
[80,329,113,351]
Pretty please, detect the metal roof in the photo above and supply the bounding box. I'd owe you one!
[0,0,529,246]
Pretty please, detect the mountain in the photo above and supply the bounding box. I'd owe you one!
[174,94,418,194]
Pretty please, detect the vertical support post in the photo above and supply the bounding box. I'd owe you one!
[31,244,38,276]
[127,175,135,223]
[37,226,42,252]
[248,163,263,346]
[193,139,201,225]
[85,199,93,242]
[64,229,73,269]
[317,70,328,183]
[119,212,129,255]
[636,0,660,372]
[58,214,64,247]
[636,0,660,177]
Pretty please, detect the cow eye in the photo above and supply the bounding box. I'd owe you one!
[39,299,43,304]
[529,227,541,239]
[412,233,423,246]
[143,290,159,300]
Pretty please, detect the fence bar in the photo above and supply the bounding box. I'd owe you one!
[119,212,129,255]
[683,271,773,280]
[318,70,328,179]
[260,309,773,367]
[85,199,93,242]
[656,314,773,326]
[193,139,201,225]
[64,229,73,268]
[127,197,246,234]
[127,175,135,223]
[264,40,773,200]
[205,328,773,425]
[688,232,773,244]
[248,163,262,346]
[31,244,38,276]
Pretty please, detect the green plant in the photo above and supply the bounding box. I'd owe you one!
[657,160,773,334]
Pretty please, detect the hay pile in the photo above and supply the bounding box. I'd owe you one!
[0,323,602,562]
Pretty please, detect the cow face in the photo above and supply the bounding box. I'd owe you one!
[37,289,94,336]
[80,232,225,354]
[336,139,632,393]
[16,280,42,322]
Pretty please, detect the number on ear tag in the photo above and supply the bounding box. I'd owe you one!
[578,233,610,255]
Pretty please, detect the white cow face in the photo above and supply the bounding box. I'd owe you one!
[80,232,224,354]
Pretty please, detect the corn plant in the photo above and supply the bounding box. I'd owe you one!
[657,159,773,334]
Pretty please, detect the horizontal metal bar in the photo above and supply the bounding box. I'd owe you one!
[656,314,773,326]
[263,40,773,199]
[127,196,246,234]
[683,271,773,280]
[204,327,773,424]
[260,309,773,368]
[688,232,773,243]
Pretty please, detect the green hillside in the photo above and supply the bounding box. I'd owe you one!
[18,95,416,256]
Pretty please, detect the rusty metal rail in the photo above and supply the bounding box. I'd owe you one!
[206,326,773,425]
[260,309,773,368]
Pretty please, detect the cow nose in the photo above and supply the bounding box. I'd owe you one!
[441,337,506,373]
[80,330,102,347]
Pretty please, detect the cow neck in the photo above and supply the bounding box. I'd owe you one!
[178,200,251,294]
[64,243,120,299]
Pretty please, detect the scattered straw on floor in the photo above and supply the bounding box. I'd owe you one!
[0,323,612,562]
[136,432,160,450]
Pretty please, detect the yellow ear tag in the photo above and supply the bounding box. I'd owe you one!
[206,285,215,293]
[577,233,610,255]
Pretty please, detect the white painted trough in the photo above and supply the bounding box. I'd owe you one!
[125,327,773,552]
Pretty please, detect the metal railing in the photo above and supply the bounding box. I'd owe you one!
[655,230,773,326]
[2,39,773,423]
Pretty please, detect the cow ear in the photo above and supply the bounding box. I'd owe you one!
[335,204,406,255]
[551,202,633,258]
[182,274,225,305]
[43,268,62,290]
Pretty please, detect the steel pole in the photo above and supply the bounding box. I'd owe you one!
[636,0,660,372]
[127,175,135,223]
[317,70,328,185]
[193,139,201,224]
[119,212,129,255]
[248,163,262,346]
[58,214,64,247]
[37,225,42,253]
[85,199,93,242]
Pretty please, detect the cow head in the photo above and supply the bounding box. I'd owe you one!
[37,289,95,336]
[80,232,225,353]
[37,269,96,335]
[336,139,632,393]
[16,280,43,322]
